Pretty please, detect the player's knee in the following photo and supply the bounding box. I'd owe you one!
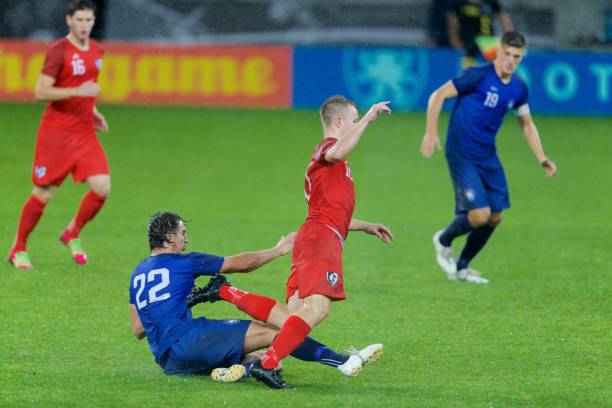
[468,208,491,227]
[311,301,330,323]
[489,213,503,226]
[32,185,55,203]
[91,178,111,197]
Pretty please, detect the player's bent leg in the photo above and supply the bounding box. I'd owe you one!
[87,174,111,198]
[242,321,278,354]
[32,184,58,203]
[456,210,500,284]
[467,207,491,228]
[60,175,109,265]
[287,290,305,314]
[489,212,503,227]
[295,294,330,328]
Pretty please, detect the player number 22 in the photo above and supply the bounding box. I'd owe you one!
[134,268,171,309]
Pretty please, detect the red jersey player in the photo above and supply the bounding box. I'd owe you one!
[8,0,110,270]
[249,96,395,389]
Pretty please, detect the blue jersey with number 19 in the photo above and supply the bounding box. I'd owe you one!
[129,252,224,364]
[446,63,528,167]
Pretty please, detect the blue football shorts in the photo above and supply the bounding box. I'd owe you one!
[446,157,510,214]
[162,317,251,375]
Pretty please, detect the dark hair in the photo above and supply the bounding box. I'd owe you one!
[501,31,526,48]
[319,95,357,128]
[67,0,96,16]
[147,212,185,250]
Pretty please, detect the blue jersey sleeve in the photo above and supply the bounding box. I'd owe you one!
[452,66,488,95]
[129,273,136,304]
[189,252,224,277]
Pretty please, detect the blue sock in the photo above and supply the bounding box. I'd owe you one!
[242,359,256,377]
[290,337,349,368]
[439,214,473,247]
[456,225,496,270]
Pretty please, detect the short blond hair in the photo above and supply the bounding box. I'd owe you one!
[319,95,357,128]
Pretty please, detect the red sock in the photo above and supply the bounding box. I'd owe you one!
[11,195,46,253]
[68,191,106,238]
[261,316,312,369]
[219,286,276,322]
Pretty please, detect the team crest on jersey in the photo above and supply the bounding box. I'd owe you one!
[224,320,240,325]
[327,272,339,287]
[465,188,476,202]
[71,54,86,75]
[34,166,47,178]
[95,58,102,71]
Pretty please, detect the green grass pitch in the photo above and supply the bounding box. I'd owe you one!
[1,103,610,407]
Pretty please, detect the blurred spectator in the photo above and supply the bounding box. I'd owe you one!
[427,0,451,47]
[90,0,107,40]
[447,0,513,67]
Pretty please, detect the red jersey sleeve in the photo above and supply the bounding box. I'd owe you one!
[314,138,338,164]
[41,40,66,78]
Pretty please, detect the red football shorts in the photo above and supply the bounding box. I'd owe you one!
[286,221,346,302]
[32,129,109,186]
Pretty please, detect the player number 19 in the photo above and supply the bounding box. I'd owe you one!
[484,91,499,108]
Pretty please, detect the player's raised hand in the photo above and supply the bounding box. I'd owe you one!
[420,132,441,158]
[364,223,395,244]
[364,101,392,123]
[276,232,297,256]
[541,158,557,177]
[75,80,100,97]
[93,109,109,132]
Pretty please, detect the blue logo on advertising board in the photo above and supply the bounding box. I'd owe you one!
[341,48,429,109]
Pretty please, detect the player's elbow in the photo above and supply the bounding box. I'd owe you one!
[132,326,146,340]
[324,149,344,163]
[34,88,47,102]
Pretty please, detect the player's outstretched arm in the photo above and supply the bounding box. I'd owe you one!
[35,75,100,101]
[129,304,146,340]
[517,108,557,176]
[325,101,392,163]
[421,80,457,158]
[349,218,394,244]
[220,232,296,273]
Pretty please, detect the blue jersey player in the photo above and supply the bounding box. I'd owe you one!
[420,31,556,283]
[129,211,382,389]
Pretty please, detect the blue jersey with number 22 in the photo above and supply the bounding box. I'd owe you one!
[446,63,528,168]
[129,252,224,364]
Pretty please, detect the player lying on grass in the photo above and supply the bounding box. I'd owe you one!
[129,212,382,387]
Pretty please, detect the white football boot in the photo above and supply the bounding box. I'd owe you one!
[456,267,489,284]
[211,364,246,383]
[337,344,384,377]
[433,230,457,280]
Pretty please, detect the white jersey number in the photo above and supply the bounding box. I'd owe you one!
[484,91,499,108]
[133,268,171,309]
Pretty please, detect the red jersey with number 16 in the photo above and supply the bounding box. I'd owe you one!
[39,38,103,132]
[304,138,355,239]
